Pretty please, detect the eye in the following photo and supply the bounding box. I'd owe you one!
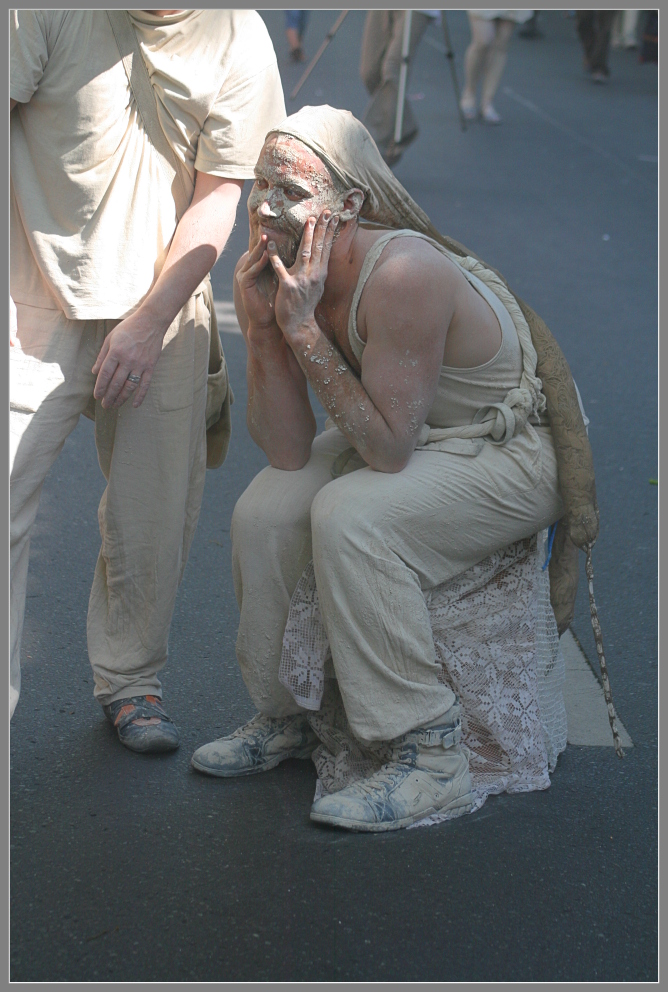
[285,187,308,202]
[254,178,269,190]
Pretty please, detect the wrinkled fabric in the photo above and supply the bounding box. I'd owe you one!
[10,296,209,713]
[232,425,562,743]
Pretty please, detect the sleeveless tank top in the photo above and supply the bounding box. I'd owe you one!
[347,230,524,431]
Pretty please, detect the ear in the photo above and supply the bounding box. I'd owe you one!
[338,188,364,222]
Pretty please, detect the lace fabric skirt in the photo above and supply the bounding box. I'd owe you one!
[279,529,567,827]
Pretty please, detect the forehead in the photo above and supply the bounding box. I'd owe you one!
[256,135,332,186]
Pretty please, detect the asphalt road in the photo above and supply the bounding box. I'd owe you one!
[10,11,657,982]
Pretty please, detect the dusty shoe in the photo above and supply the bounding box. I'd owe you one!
[103,695,179,754]
[191,712,317,778]
[310,714,473,832]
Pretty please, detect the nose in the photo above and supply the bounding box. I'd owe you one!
[258,199,276,219]
[257,189,284,220]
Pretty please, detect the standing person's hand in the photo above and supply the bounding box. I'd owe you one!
[266,210,339,343]
[92,310,166,410]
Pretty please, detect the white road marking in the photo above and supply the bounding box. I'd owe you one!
[562,629,633,747]
[214,300,242,334]
[502,86,653,190]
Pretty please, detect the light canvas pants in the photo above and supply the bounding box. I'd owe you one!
[232,424,563,743]
[359,10,431,149]
[10,297,210,716]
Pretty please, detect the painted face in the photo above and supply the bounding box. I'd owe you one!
[247,135,344,266]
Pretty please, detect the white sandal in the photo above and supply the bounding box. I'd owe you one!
[481,104,502,125]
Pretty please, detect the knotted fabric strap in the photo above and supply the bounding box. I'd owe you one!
[416,250,546,453]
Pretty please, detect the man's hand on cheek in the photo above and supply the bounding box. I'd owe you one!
[267,209,339,346]
[92,310,166,410]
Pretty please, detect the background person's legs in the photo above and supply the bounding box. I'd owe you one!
[361,10,430,157]
[231,429,350,717]
[480,19,515,117]
[359,10,393,96]
[87,296,209,706]
[576,10,595,67]
[285,10,309,62]
[587,11,616,78]
[461,14,496,115]
[10,306,102,718]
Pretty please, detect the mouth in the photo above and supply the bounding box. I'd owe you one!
[258,223,283,238]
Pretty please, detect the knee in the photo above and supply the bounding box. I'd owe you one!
[231,469,312,550]
[311,485,383,563]
[493,23,513,52]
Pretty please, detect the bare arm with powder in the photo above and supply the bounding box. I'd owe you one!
[267,212,452,474]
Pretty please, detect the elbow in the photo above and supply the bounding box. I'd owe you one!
[365,444,413,475]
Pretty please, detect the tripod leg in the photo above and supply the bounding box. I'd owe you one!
[393,10,412,144]
[290,10,349,101]
[441,12,467,132]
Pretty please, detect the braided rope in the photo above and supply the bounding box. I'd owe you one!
[585,546,625,758]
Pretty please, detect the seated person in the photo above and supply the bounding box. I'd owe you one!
[191,106,597,832]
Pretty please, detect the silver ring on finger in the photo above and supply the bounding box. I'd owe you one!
[126,373,142,385]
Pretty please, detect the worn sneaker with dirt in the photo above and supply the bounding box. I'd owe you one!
[191,712,317,778]
[309,711,473,832]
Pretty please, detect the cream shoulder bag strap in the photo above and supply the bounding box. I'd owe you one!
[107,9,192,216]
[106,10,232,470]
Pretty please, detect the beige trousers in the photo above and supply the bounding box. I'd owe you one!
[359,10,431,149]
[231,424,563,743]
[10,296,210,716]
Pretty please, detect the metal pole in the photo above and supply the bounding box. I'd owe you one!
[441,11,467,132]
[393,10,412,145]
[290,10,349,101]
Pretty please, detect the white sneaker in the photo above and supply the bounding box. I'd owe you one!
[191,712,317,778]
[310,714,473,832]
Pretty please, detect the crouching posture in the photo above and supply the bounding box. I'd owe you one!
[192,106,598,831]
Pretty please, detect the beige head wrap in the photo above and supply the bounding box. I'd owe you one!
[267,105,546,445]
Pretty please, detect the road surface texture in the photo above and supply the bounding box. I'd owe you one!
[10,11,657,982]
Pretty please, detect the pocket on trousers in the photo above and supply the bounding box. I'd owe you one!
[206,356,229,430]
[154,307,204,413]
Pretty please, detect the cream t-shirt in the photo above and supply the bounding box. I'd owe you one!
[10,9,286,319]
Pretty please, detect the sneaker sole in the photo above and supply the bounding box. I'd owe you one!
[191,744,315,778]
[119,730,180,754]
[310,791,474,832]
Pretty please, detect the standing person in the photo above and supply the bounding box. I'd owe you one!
[10,9,286,752]
[460,10,533,124]
[359,10,437,166]
[285,10,309,63]
[576,11,616,83]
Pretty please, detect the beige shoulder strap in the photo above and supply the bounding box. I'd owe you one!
[347,230,424,365]
[106,10,193,220]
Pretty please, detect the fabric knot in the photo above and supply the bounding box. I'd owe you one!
[473,402,516,444]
